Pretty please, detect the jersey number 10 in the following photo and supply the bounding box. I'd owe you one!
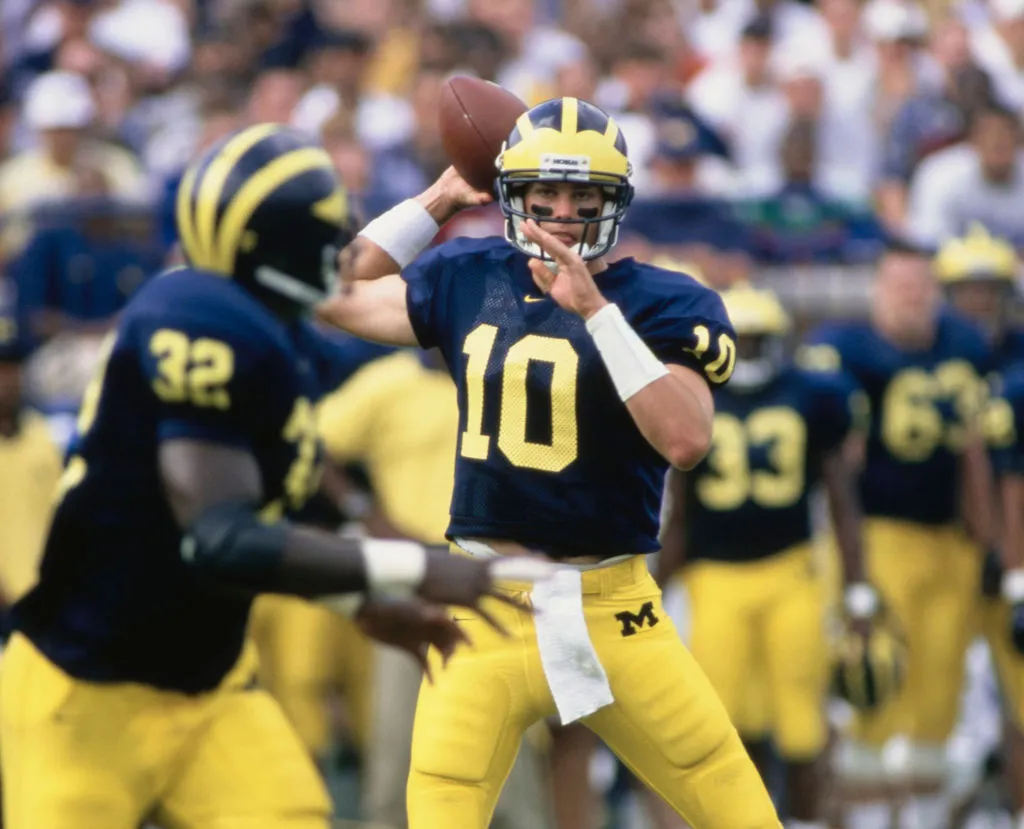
[460,324,579,473]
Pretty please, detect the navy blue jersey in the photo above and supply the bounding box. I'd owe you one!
[11,268,339,693]
[402,236,736,559]
[993,328,1024,376]
[800,311,990,525]
[685,367,861,563]
[989,364,1024,476]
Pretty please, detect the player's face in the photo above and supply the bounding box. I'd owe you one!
[873,252,940,342]
[523,182,604,247]
[947,280,1010,340]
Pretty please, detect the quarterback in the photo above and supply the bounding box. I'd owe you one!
[0,125,552,829]
[321,97,782,828]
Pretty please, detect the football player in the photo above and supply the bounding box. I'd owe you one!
[320,97,783,828]
[317,346,556,829]
[799,241,997,829]
[659,285,881,829]
[988,363,1024,829]
[0,125,555,829]
[936,225,1024,821]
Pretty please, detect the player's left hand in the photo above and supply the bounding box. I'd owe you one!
[355,598,470,683]
[521,219,609,320]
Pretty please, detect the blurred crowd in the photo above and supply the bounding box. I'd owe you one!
[0,0,1022,420]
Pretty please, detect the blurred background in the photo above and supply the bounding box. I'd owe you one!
[0,0,1022,826]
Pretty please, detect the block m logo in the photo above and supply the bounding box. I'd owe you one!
[615,601,659,637]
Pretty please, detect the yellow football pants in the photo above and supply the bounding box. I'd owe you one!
[0,633,331,829]
[682,543,829,759]
[851,518,979,746]
[407,554,781,829]
[981,598,1024,729]
[248,594,373,758]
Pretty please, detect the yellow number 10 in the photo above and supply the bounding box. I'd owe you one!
[460,324,579,473]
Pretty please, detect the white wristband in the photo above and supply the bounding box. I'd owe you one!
[844,582,880,618]
[585,303,669,402]
[358,199,440,269]
[361,539,428,599]
[1004,569,1024,604]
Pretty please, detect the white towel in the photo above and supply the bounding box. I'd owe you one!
[454,538,616,724]
[531,568,614,724]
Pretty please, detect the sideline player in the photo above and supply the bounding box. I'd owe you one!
[660,285,886,829]
[936,225,1024,820]
[799,242,997,829]
[320,96,783,828]
[0,125,553,829]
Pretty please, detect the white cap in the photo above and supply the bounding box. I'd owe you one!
[864,0,929,41]
[89,0,191,74]
[771,45,827,82]
[992,0,1024,22]
[24,71,96,131]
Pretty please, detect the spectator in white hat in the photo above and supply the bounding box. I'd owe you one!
[0,70,145,256]
[969,0,1024,110]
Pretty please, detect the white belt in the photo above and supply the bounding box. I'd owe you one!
[454,538,616,724]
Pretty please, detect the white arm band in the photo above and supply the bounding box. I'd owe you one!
[358,199,440,269]
[361,538,428,598]
[1004,569,1024,603]
[318,538,428,617]
[586,303,669,402]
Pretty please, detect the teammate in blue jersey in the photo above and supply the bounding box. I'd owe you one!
[799,242,997,828]
[936,224,1024,372]
[937,225,1024,822]
[321,97,782,829]
[0,125,553,829]
[659,285,897,828]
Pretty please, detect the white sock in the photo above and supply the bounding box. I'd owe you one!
[786,821,827,829]
[898,793,950,829]
[845,801,893,829]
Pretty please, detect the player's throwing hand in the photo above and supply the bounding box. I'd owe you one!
[522,219,609,320]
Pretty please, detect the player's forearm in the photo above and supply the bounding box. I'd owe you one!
[961,434,1000,550]
[584,304,713,469]
[656,470,689,587]
[317,276,420,346]
[822,447,866,585]
[625,373,713,470]
[342,190,455,284]
[1001,476,1024,569]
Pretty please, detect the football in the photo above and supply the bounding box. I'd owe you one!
[438,76,528,194]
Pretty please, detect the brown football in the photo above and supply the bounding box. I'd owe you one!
[438,76,528,194]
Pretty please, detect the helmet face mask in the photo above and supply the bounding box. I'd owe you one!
[720,286,791,391]
[496,97,634,262]
[731,334,786,391]
[944,278,1015,344]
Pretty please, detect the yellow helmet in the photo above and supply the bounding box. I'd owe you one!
[718,285,790,389]
[934,223,1019,285]
[720,285,791,337]
[497,97,634,261]
[832,613,907,712]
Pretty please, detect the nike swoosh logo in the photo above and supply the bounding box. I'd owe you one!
[524,295,546,303]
